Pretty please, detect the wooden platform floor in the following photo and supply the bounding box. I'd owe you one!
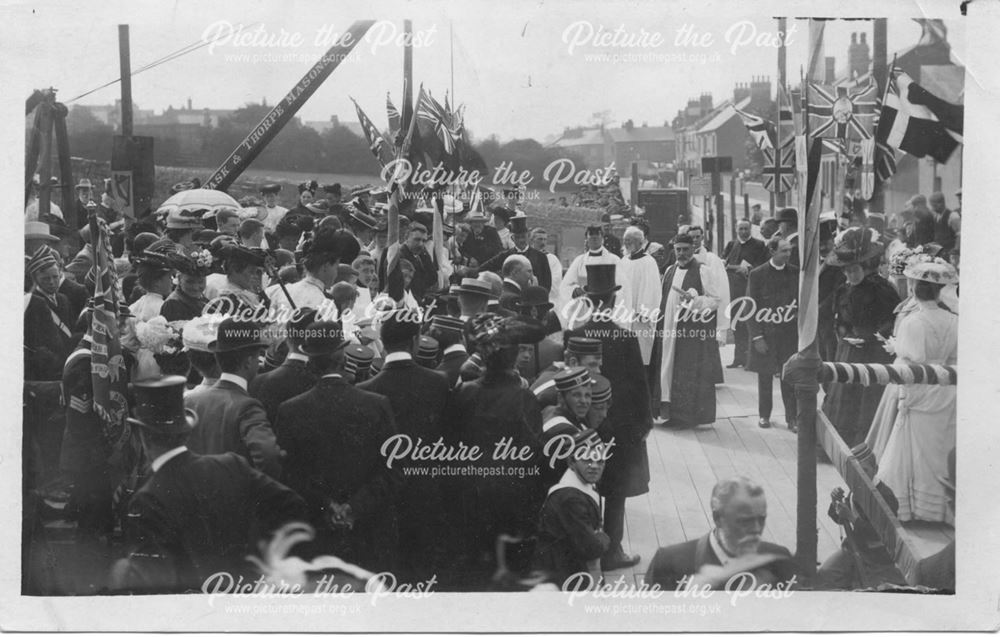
[610,345,846,585]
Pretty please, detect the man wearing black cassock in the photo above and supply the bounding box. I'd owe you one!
[746,236,799,431]
[722,219,768,368]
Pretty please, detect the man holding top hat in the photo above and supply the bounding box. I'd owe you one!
[565,263,650,572]
[112,375,307,593]
[275,321,401,573]
[184,318,282,478]
[655,232,721,429]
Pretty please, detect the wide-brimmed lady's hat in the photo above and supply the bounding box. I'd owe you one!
[904,260,958,286]
[826,226,884,267]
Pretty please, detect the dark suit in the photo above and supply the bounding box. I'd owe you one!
[24,289,75,381]
[460,226,504,267]
[746,261,799,422]
[436,347,469,387]
[479,246,553,293]
[445,371,545,587]
[275,376,401,572]
[184,378,282,478]
[645,532,797,590]
[116,450,307,593]
[499,279,522,312]
[534,486,608,586]
[359,355,451,579]
[248,357,317,425]
[160,289,206,323]
[59,276,89,327]
[723,237,768,365]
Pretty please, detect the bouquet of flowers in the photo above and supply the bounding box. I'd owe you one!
[888,245,932,276]
[135,316,189,377]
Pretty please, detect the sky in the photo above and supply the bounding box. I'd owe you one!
[4,1,964,144]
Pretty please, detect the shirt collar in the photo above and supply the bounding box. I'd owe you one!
[219,372,248,391]
[285,352,309,363]
[384,351,413,364]
[587,248,605,257]
[443,343,467,356]
[303,274,327,293]
[709,528,736,566]
[770,259,786,270]
[548,467,601,506]
[151,446,187,473]
[321,372,344,380]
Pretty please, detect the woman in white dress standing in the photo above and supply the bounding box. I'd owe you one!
[873,261,959,524]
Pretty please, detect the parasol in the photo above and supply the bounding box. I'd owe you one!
[155,188,241,219]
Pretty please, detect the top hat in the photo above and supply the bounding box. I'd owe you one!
[127,375,197,434]
[299,321,346,357]
[516,286,554,313]
[583,263,621,295]
[554,367,591,393]
[210,318,269,353]
[775,207,798,225]
[509,213,529,235]
[590,373,612,404]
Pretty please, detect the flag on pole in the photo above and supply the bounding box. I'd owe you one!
[386,92,401,140]
[417,88,458,155]
[807,77,879,141]
[778,83,795,149]
[88,217,129,444]
[877,69,960,163]
[351,98,394,168]
[734,106,775,150]
[761,144,795,193]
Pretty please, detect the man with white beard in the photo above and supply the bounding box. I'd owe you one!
[618,226,662,367]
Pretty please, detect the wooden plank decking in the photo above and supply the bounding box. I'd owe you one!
[607,345,845,585]
[606,344,953,586]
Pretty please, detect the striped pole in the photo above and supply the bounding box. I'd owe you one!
[818,362,957,386]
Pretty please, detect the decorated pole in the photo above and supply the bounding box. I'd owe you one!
[776,17,788,208]
[783,28,824,579]
[205,20,375,191]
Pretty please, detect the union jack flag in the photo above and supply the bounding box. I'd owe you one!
[807,77,878,141]
[761,142,795,193]
[88,217,128,445]
[417,88,457,154]
[352,98,394,167]
[386,92,400,141]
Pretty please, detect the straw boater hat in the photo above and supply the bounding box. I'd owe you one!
[825,226,884,267]
[903,260,958,286]
[25,221,59,242]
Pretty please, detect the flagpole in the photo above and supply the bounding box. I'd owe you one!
[783,56,820,582]
[776,17,787,209]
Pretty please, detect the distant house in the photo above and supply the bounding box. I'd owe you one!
[304,115,365,138]
[603,122,675,172]
[547,126,606,166]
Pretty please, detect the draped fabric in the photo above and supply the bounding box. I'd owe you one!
[872,301,958,523]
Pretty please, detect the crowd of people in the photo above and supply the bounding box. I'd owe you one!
[22,176,959,593]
